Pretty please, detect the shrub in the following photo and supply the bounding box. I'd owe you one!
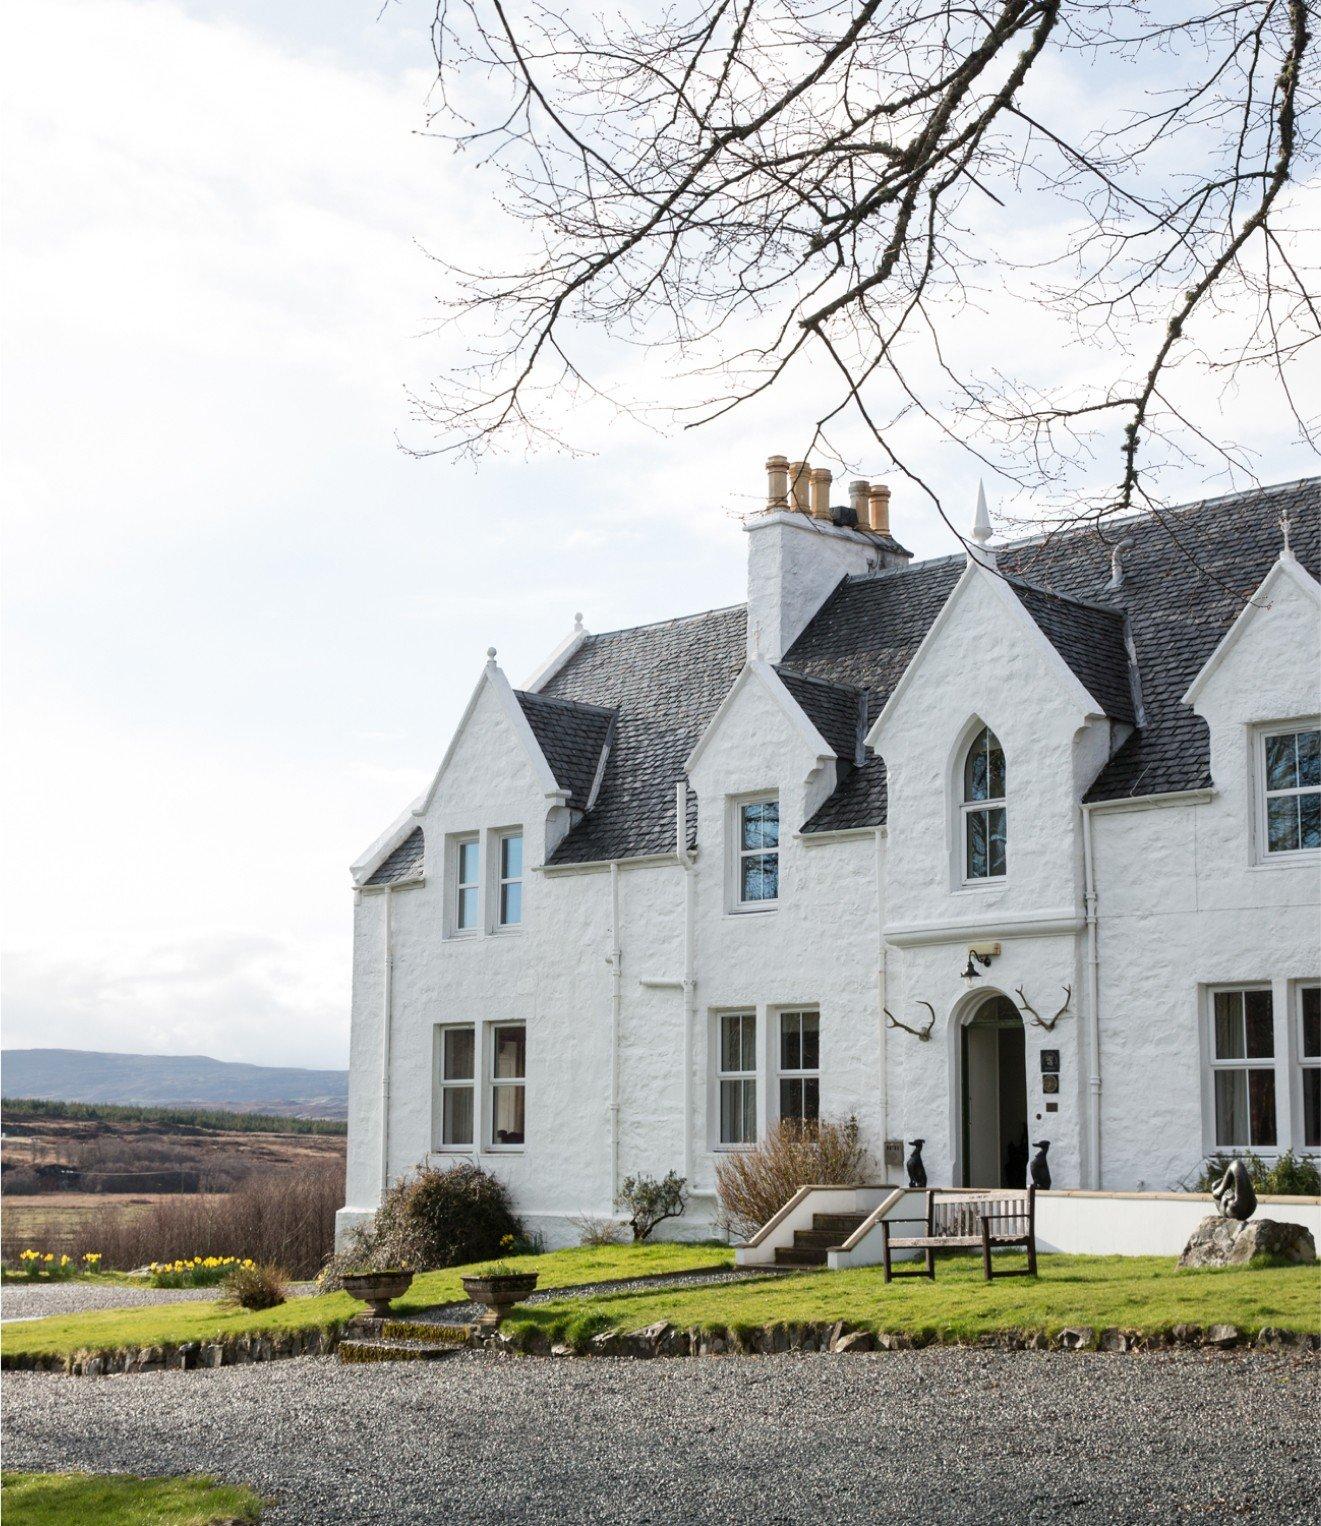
[220,1261,287,1311]
[615,1172,688,1241]
[568,1212,626,1247]
[1191,1150,1321,1196]
[323,1161,524,1286]
[715,1116,873,1239]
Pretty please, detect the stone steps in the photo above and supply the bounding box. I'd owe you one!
[337,1338,461,1365]
[774,1212,867,1268]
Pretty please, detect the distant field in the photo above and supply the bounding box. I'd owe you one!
[2,1193,230,1256]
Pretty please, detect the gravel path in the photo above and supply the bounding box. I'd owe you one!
[1,1282,318,1321]
[418,1265,786,1324]
[4,1349,1317,1524]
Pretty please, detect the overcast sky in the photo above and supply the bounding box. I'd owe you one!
[2,0,1316,1070]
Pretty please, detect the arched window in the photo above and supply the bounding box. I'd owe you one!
[962,726,1006,880]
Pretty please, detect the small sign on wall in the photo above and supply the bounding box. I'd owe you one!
[1041,1074,1060,1095]
[1040,1049,1060,1074]
[884,1139,904,1172]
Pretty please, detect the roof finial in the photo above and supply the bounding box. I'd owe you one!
[486,646,498,666]
[971,480,993,547]
[1280,505,1293,557]
[573,611,584,631]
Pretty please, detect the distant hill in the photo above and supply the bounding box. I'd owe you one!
[1,1049,348,1120]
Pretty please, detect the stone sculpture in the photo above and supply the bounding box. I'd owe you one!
[1030,1140,1052,1191]
[906,1139,927,1189]
[1212,1159,1257,1221]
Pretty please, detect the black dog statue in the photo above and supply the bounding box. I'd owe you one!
[906,1138,927,1189]
[1030,1140,1052,1191]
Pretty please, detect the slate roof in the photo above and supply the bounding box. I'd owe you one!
[523,478,1319,860]
[539,606,748,863]
[516,691,617,808]
[1008,580,1136,723]
[776,670,865,764]
[364,825,425,887]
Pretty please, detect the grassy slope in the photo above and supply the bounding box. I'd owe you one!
[1,1472,263,1526]
[0,1243,733,1359]
[503,1254,1321,1347]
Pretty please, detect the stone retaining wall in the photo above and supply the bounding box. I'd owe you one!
[6,1317,1317,1376]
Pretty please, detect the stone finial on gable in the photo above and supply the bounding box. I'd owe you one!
[969,480,996,566]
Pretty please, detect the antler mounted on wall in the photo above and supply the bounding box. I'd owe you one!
[884,1001,936,1042]
[1015,985,1072,1032]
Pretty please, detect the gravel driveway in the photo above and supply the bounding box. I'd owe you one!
[4,1349,1317,1524]
[1,1282,318,1320]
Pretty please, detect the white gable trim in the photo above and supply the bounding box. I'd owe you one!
[1182,551,1321,707]
[521,615,590,693]
[351,802,425,887]
[866,561,1100,750]
[416,657,566,816]
[684,658,836,774]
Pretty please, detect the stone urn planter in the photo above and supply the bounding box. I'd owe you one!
[461,1271,539,1327]
[341,1269,414,1318]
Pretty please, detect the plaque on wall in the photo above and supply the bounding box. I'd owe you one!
[884,1138,904,1171]
[1040,1049,1060,1073]
[1041,1073,1060,1095]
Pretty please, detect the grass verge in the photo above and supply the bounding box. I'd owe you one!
[499,1253,1321,1349]
[1,1270,149,1288]
[1,1471,263,1525]
[0,1242,733,1361]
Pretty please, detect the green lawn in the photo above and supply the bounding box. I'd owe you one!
[0,1242,733,1361]
[1,1472,263,1525]
[501,1253,1321,1348]
[1,1270,148,1288]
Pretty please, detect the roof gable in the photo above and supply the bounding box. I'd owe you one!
[363,826,425,887]
[685,658,837,775]
[1181,550,1321,707]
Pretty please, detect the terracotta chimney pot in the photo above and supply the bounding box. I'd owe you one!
[849,480,871,531]
[869,483,892,536]
[809,467,833,520]
[789,460,811,514]
[765,456,790,511]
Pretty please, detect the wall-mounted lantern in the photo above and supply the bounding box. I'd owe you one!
[960,942,1001,988]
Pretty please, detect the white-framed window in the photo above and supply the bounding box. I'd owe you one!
[734,796,779,908]
[496,831,523,928]
[778,1009,820,1127]
[437,1025,475,1148]
[455,836,480,932]
[961,726,1006,881]
[489,1023,526,1147]
[1259,724,1320,858]
[717,1011,757,1146]
[1300,984,1320,1150]
[1209,987,1277,1148]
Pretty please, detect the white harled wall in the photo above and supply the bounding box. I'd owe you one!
[339,537,1320,1251]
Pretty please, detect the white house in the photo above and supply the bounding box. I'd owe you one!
[337,466,1320,1250]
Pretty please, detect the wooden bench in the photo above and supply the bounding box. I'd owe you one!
[879,1186,1037,1283]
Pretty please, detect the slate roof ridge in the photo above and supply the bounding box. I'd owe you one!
[839,475,1316,586]
[515,689,617,719]
[1000,572,1124,619]
[772,665,864,695]
[583,601,747,640]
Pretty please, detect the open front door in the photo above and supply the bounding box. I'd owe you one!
[960,995,1028,1187]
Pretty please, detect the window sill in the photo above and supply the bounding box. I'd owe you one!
[446,929,481,941]
[483,1146,526,1155]
[728,903,779,916]
[1249,851,1320,871]
[489,925,524,937]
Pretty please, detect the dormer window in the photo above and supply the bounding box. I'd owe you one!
[735,796,779,908]
[962,726,1006,881]
[1260,724,1320,857]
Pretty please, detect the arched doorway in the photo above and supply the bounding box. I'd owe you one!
[960,995,1028,1188]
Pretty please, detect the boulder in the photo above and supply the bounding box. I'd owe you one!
[832,1330,874,1354]
[1177,1216,1317,1270]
